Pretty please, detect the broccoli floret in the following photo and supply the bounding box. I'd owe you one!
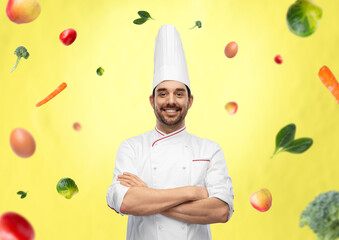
[189,20,202,30]
[10,46,29,72]
[300,191,339,240]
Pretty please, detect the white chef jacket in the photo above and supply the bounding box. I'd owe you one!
[106,126,234,240]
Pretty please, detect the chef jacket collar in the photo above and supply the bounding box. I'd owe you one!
[153,125,187,147]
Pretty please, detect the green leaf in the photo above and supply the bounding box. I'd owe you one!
[133,18,148,25]
[275,124,296,151]
[281,138,313,154]
[138,11,151,18]
[17,191,27,199]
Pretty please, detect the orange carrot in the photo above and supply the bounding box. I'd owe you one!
[36,82,67,107]
[318,66,339,104]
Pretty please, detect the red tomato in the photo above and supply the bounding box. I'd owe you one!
[0,212,35,240]
[274,55,283,64]
[59,28,77,46]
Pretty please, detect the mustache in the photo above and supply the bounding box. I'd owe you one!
[160,105,181,110]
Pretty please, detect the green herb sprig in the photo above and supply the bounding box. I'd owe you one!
[133,11,155,25]
[17,191,27,199]
[271,123,313,158]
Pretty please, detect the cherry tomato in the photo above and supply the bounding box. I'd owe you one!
[274,55,283,64]
[0,212,35,240]
[59,28,77,46]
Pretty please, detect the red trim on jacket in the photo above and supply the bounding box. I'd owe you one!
[192,159,210,162]
[155,127,165,136]
[152,127,186,147]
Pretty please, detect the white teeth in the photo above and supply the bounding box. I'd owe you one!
[165,110,177,112]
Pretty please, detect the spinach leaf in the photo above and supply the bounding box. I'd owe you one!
[17,191,27,199]
[133,18,148,25]
[276,123,296,149]
[281,138,313,154]
[138,11,152,19]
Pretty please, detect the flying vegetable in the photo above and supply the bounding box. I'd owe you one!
[300,191,339,240]
[189,21,202,30]
[57,178,79,199]
[10,46,29,72]
[286,0,322,37]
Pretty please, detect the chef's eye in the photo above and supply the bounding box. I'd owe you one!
[176,93,183,97]
[159,93,166,97]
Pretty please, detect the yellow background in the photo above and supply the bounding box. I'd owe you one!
[0,0,338,239]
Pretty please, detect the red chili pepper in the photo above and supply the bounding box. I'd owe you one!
[59,28,77,46]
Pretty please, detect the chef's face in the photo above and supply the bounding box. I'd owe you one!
[150,80,193,127]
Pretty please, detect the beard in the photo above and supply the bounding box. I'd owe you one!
[154,103,188,127]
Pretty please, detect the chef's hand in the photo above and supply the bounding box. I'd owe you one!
[117,172,148,188]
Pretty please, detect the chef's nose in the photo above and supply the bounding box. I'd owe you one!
[167,93,175,104]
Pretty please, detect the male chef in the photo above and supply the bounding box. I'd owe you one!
[106,24,234,240]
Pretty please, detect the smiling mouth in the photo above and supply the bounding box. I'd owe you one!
[162,108,180,114]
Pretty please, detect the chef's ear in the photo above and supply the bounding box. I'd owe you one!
[149,95,155,109]
[188,95,193,109]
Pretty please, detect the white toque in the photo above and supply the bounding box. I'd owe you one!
[153,24,190,91]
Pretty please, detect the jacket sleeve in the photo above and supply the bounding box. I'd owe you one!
[106,140,137,216]
[205,142,234,221]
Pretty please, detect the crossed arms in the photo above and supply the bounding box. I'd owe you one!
[118,172,230,224]
[107,140,234,224]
